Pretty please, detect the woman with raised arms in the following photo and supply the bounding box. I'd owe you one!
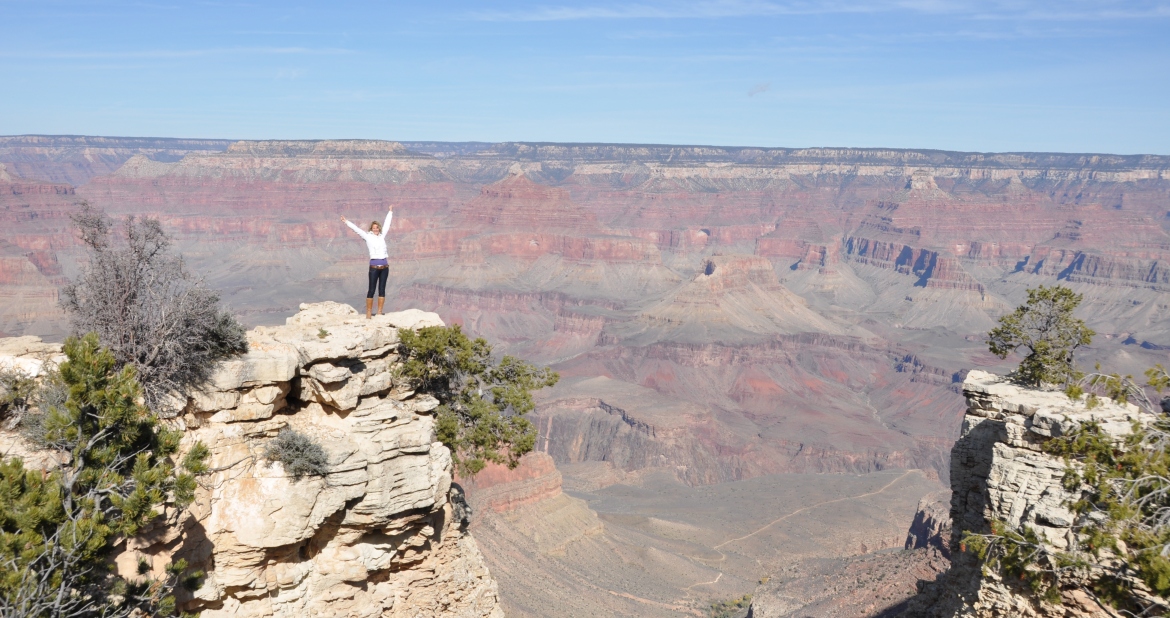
[341,208,393,319]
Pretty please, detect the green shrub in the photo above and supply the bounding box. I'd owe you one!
[11,367,68,448]
[988,285,1094,387]
[0,333,208,617]
[398,324,558,476]
[708,594,752,618]
[0,367,37,421]
[264,428,329,481]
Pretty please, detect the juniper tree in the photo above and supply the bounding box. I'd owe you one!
[397,324,559,476]
[0,333,208,618]
[60,205,248,415]
[988,285,1095,387]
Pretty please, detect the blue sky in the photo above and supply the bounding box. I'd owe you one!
[1,1,1168,153]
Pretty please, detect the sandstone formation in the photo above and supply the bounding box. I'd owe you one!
[902,371,1158,617]
[0,303,505,618]
[3,136,1169,614]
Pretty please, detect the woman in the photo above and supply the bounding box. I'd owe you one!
[341,208,393,319]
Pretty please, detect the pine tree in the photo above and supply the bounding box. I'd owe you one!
[398,325,558,476]
[0,333,207,617]
[988,285,1095,387]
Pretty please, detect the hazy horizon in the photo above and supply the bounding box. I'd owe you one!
[5,133,1170,158]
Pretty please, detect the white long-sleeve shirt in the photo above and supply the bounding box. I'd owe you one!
[344,211,393,259]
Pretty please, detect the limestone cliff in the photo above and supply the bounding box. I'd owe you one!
[0,302,505,618]
[905,370,1157,617]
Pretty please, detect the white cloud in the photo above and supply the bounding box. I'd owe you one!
[468,0,1170,22]
[0,47,352,60]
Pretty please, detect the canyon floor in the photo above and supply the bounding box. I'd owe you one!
[466,456,944,617]
[2,136,1168,616]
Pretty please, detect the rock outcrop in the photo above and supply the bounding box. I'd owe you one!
[0,303,505,618]
[905,491,952,558]
[904,370,1156,617]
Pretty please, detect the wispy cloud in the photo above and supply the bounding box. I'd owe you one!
[469,0,1170,22]
[748,82,770,96]
[0,47,352,60]
[469,1,883,22]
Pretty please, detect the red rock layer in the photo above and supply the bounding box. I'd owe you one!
[3,139,1168,486]
[459,452,563,514]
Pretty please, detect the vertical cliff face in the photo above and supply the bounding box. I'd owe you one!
[0,303,506,618]
[906,370,1156,618]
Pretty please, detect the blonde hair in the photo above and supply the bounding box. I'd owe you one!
[368,221,380,231]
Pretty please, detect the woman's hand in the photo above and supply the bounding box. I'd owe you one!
[340,215,347,222]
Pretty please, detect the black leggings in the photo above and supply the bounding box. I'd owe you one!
[367,267,388,298]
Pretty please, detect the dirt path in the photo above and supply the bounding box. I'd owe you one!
[682,470,916,596]
[714,469,914,551]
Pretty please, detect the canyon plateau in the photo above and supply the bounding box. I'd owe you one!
[2,135,1169,615]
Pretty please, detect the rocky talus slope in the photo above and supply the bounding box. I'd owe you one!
[0,302,505,618]
[901,371,1158,617]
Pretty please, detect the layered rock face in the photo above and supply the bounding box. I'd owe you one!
[905,491,952,557]
[0,135,232,185]
[905,371,1156,617]
[4,137,1169,489]
[0,303,505,618]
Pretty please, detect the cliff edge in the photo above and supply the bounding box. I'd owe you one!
[905,370,1156,617]
[0,302,505,618]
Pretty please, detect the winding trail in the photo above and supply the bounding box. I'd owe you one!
[713,470,914,551]
[682,470,916,594]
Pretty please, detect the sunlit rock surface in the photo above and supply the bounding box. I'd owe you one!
[0,303,504,618]
[900,370,1155,617]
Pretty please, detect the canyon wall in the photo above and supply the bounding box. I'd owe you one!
[0,135,233,185]
[746,372,1157,618]
[2,136,1169,491]
[0,303,505,618]
[902,371,1158,617]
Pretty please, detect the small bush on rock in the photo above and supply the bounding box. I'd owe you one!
[264,429,329,481]
[398,324,559,476]
[0,367,37,423]
[988,285,1094,388]
[60,204,248,415]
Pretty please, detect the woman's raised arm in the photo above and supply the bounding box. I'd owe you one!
[380,209,393,238]
[342,215,367,237]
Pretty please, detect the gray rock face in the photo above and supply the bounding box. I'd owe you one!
[905,490,952,557]
[904,370,1153,618]
[0,303,503,618]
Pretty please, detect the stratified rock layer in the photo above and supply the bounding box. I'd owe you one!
[904,370,1155,618]
[0,303,505,618]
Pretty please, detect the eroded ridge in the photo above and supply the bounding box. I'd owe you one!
[0,302,506,618]
[905,370,1156,617]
